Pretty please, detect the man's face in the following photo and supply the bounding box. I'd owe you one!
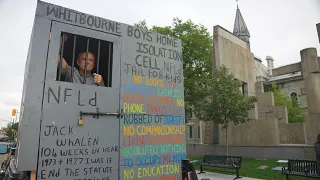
[77,52,95,72]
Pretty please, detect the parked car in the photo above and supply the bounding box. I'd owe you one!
[0,137,10,142]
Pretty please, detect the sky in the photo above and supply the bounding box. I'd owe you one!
[0,0,319,128]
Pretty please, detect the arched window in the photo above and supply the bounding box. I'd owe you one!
[290,92,298,105]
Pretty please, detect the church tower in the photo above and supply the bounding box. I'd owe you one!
[233,3,251,50]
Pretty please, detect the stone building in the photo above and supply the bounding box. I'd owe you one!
[186,5,320,159]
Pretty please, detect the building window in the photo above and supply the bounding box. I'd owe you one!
[198,125,200,138]
[301,88,306,95]
[189,126,193,138]
[242,82,248,96]
[290,92,298,105]
[57,32,113,87]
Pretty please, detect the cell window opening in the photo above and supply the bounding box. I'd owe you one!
[56,32,113,87]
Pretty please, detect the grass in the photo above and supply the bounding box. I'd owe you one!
[188,156,311,180]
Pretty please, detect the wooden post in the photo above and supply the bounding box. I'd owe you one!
[317,23,320,43]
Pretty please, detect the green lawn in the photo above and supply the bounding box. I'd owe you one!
[188,156,311,180]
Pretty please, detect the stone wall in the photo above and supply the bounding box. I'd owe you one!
[279,123,307,144]
[301,48,320,115]
[187,138,202,144]
[213,25,256,96]
[305,117,320,145]
[218,119,280,146]
[256,92,274,107]
[187,144,315,160]
[258,105,288,124]
[301,48,320,145]
[213,25,258,120]
[187,118,308,145]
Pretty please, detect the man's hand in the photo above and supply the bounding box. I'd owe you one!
[93,73,104,86]
[57,55,67,73]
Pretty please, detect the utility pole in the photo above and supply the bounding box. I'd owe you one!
[11,109,18,141]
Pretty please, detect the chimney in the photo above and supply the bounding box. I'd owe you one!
[266,56,274,76]
[266,56,274,69]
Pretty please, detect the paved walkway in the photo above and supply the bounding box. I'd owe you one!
[196,171,262,180]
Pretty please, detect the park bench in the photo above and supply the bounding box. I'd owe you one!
[281,159,320,179]
[197,155,242,179]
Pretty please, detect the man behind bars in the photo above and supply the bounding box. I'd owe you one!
[57,35,104,86]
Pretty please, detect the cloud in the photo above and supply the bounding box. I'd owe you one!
[3,94,22,107]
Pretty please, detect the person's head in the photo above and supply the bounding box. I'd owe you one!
[77,52,95,74]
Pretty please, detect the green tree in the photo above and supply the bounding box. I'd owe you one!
[194,66,258,155]
[134,18,213,121]
[2,122,19,138]
[270,82,306,123]
[134,19,148,29]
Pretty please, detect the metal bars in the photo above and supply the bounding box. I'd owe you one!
[84,38,90,84]
[56,32,113,87]
[71,35,77,83]
[107,42,112,87]
[58,33,65,81]
[96,40,100,74]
